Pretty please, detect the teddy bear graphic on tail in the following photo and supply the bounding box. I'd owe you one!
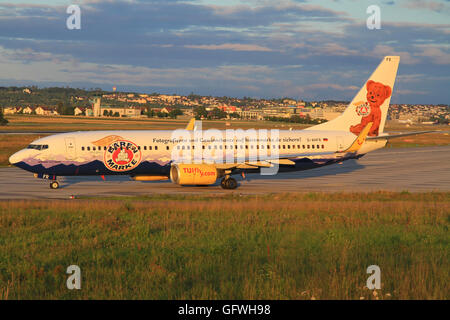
[350,80,392,137]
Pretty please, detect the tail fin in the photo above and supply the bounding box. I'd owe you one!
[306,56,400,137]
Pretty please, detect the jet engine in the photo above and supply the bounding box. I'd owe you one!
[170,163,218,185]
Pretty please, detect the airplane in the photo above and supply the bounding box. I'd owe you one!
[8,56,433,190]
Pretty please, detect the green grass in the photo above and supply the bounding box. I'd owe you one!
[0,192,448,300]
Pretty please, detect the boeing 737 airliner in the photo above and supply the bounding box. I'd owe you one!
[8,56,431,190]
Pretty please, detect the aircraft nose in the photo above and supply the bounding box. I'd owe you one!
[9,150,24,165]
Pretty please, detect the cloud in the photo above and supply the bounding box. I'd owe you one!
[0,1,448,103]
[396,89,428,95]
[371,45,420,64]
[403,0,449,12]
[414,44,450,64]
[185,43,274,52]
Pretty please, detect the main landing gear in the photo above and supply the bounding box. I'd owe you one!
[220,176,238,190]
[50,181,60,189]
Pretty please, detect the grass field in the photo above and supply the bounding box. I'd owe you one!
[0,192,448,300]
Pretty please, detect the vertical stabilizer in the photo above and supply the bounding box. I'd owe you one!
[306,56,399,136]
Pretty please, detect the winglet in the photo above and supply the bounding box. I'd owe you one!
[185,118,196,130]
[344,122,373,152]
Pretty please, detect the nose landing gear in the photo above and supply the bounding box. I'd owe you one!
[50,181,60,189]
[34,173,60,189]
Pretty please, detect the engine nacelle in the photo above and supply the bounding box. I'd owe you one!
[170,164,218,185]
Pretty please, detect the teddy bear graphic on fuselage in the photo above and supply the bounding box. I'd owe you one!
[350,80,392,136]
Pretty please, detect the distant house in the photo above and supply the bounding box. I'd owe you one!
[22,106,34,114]
[3,107,22,114]
[160,107,173,114]
[128,98,147,104]
[23,88,32,94]
[100,106,142,117]
[35,106,59,116]
[237,109,262,120]
[218,105,237,112]
[74,107,91,116]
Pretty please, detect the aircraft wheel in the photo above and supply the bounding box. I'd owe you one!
[220,178,227,188]
[50,181,59,189]
[221,177,238,190]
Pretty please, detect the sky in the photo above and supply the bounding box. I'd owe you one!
[0,0,448,104]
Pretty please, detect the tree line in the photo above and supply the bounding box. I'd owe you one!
[0,107,8,125]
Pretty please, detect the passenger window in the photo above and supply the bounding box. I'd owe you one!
[166,146,169,150]
[82,147,85,151]
[149,146,152,150]
[87,147,90,151]
[155,146,158,150]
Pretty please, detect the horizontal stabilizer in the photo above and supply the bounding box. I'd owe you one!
[367,131,436,140]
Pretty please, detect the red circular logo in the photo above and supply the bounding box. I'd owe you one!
[356,103,371,117]
[104,140,141,171]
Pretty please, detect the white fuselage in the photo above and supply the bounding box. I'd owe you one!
[9,129,386,178]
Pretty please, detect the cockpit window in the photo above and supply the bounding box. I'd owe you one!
[27,144,49,150]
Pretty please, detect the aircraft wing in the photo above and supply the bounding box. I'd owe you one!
[366,130,436,140]
[212,150,337,170]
